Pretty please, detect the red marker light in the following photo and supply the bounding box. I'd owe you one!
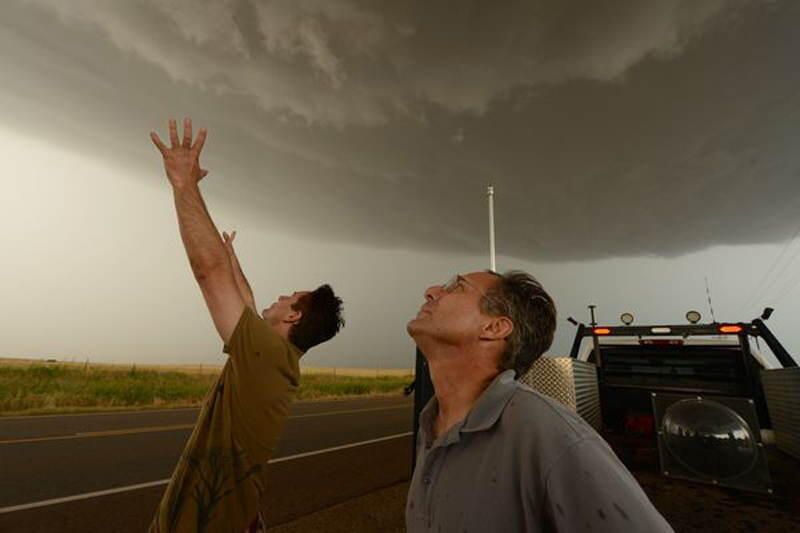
[640,339,684,346]
[719,325,743,334]
[594,328,611,335]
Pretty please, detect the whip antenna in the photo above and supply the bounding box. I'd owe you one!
[705,276,717,324]
[488,184,496,271]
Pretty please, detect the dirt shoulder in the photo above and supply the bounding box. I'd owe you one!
[266,482,409,533]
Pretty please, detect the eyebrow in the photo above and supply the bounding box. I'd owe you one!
[457,275,479,291]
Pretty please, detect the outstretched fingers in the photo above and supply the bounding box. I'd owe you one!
[222,230,237,249]
[153,118,206,153]
[169,119,179,148]
[192,127,207,153]
[182,118,192,148]
[150,132,168,155]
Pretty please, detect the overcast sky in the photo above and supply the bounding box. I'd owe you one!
[2,0,799,368]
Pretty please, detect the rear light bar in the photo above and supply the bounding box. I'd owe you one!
[590,324,745,337]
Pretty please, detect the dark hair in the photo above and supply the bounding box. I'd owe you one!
[481,270,557,378]
[289,284,344,352]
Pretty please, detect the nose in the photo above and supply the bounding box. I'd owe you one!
[424,285,440,302]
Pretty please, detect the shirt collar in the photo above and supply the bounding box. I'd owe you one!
[460,369,517,433]
[418,369,518,444]
[418,395,443,448]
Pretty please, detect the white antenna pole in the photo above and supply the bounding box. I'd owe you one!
[488,184,496,271]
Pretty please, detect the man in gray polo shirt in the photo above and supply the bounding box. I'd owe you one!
[406,270,673,532]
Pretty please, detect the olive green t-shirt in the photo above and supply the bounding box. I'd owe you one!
[150,306,303,533]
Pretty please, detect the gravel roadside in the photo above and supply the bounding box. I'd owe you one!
[266,482,409,533]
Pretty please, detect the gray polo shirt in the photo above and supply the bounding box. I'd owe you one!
[406,369,674,532]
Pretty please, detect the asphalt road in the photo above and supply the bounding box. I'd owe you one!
[0,396,415,531]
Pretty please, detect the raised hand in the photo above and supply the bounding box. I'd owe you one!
[150,118,209,188]
[222,230,237,256]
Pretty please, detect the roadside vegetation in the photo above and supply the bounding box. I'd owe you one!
[295,373,410,400]
[0,362,411,416]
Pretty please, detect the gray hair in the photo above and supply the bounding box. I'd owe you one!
[480,270,557,377]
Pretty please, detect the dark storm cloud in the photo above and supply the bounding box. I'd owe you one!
[2,0,798,261]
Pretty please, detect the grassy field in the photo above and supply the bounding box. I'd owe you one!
[0,360,413,416]
[0,358,415,377]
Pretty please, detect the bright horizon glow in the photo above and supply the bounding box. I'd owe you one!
[1,122,796,369]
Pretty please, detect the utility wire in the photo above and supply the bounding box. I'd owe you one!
[738,221,800,315]
[750,236,800,312]
[767,258,800,307]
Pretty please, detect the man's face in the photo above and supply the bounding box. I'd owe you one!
[262,291,310,326]
[407,271,499,346]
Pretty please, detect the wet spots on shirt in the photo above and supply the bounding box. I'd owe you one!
[583,470,593,479]
[612,502,629,521]
[597,508,606,520]
[555,503,565,516]
[409,499,415,510]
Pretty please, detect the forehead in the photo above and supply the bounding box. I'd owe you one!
[290,290,311,300]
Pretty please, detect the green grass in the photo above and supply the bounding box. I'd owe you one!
[295,374,410,400]
[0,364,411,416]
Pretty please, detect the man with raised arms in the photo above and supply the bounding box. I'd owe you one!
[148,118,344,532]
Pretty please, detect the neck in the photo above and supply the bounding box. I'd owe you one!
[423,342,498,437]
[268,319,292,341]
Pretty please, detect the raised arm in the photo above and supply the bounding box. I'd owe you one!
[222,230,258,314]
[151,118,245,345]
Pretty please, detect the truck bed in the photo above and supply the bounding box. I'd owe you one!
[605,433,800,532]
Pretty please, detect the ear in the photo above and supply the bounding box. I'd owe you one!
[284,309,303,325]
[479,316,513,342]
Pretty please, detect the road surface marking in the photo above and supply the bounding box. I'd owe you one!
[0,424,197,445]
[289,404,410,419]
[0,431,413,514]
[0,408,201,421]
[0,397,412,420]
[268,431,413,463]
[0,405,411,445]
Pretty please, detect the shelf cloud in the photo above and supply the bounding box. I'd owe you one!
[2,0,797,261]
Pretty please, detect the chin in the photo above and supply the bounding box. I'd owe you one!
[406,318,424,338]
